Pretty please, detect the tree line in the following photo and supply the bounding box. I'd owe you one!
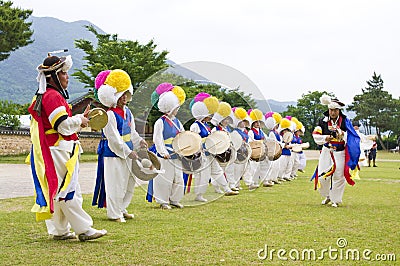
[1,1,399,149]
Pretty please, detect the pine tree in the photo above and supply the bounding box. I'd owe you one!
[0,1,33,61]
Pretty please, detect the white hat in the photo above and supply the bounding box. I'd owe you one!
[320,94,345,109]
[211,101,233,126]
[96,69,133,107]
[151,83,186,114]
[230,107,250,127]
[264,112,282,130]
[247,109,266,127]
[190,92,219,120]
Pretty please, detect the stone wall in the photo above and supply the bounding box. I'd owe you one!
[0,130,32,155]
[0,128,152,156]
[0,128,102,156]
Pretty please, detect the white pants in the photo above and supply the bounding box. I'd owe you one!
[49,149,93,235]
[298,152,306,170]
[233,161,252,187]
[213,162,234,192]
[153,158,184,205]
[255,159,271,184]
[103,157,135,219]
[279,155,293,179]
[266,157,280,182]
[248,160,260,185]
[318,149,346,204]
[193,155,229,195]
[290,152,300,176]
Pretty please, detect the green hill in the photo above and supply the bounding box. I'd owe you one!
[0,16,104,104]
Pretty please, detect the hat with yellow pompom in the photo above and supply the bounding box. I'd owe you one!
[96,69,133,107]
[190,92,219,120]
[230,107,250,128]
[264,112,282,130]
[247,108,266,127]
[151,82,186,114]
[211,101,233,126]
[278,117,292,133]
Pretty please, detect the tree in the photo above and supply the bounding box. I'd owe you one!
[131,75,256,131]
[0,1,33,61]
[73,25,169,90]
[0,99,28,129]
[348,72,398,149]
[282,91,335,148]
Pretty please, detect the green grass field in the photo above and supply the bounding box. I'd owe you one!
[0,159,399,265]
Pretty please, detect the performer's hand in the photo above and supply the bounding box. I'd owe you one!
[83,104,90,118]
[128,151,138,160]
[80,116,90,128]
[163,154,171,159]
[140,139,148,148]
[325,135,334,142]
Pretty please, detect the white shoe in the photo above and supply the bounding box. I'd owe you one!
[224,190,239,196]
[195,195,208,202]
[321,197,331,205]
[170,201,184,209]
[123,213,134,219]
[214,187,224,194]
[160,204,172,210]
[263,182,273,187]
[248,184,258,190]
[331,202,338,208]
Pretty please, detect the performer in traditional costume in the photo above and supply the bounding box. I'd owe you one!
[210,101,240,196]
[148,83,186,209]
[263,112,283,186]
[189,93,236,201]
[247,109,267,188]
[292,121,307,173]
[311,95,360,207]
[230,107,255,190]
[288,117,301,178]
[28,53,106,241]
[352,120,374,168]
[278,118,295,181]
[92,70,147,222]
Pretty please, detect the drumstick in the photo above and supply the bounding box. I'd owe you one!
[89,112,103,120]
[204,140,223,151]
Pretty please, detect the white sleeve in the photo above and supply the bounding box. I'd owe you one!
[268,131,276,140]
[129,111,144,148]
[190,122,201,133]
[248,130,255,142]
[103,111,132,159]
[313,134,329,146]
[153,118,168,157]
[211,127,217,133]
[57,114,83,136]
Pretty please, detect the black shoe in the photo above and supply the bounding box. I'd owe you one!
[373,165,377,167]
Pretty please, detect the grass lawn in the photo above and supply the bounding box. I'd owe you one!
[0,160,399,265]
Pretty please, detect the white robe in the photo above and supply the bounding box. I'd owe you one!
[313,132,348,204]
[152,116,185,205]
[102,108,143,219]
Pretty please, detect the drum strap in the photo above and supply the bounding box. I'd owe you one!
[163,115,183,133]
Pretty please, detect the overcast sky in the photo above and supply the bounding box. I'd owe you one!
[11,0,400,104]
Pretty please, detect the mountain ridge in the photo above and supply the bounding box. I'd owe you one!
[0,16,295,112]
